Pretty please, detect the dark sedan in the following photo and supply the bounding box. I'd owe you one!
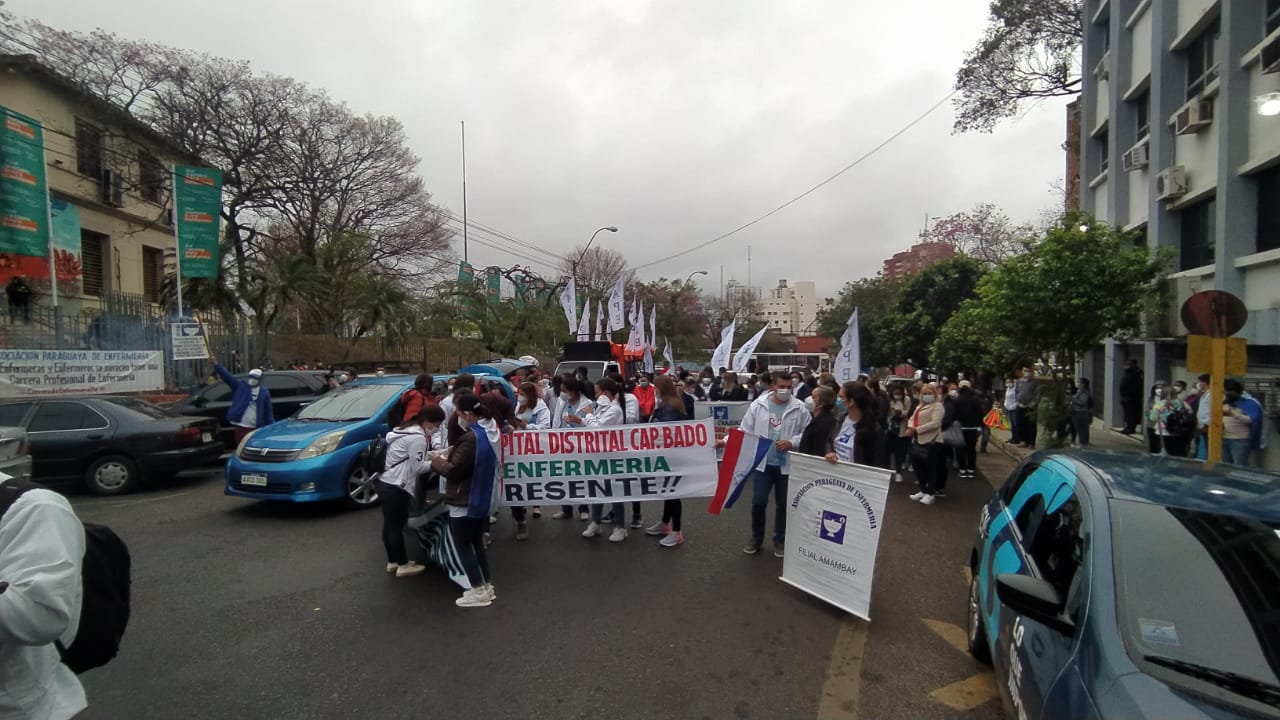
[0,395,223,495]
[167,370,330,447]
[968,449,1280,719]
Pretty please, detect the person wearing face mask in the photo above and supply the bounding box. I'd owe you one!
[696,374,714,401]
[1011,366,1039,448]
[885,384,914,482]
[906,383,947,505]
[377,405,446,577]
[552,378,595,520]
[209,354,275,443]
[719,372,749,401]
[1145,383,1166,455]
[513,382,552,531]
[1148,381,1191,457]
[579,378,629,542]
[1219,378,1264,466]
[633,373,656,421]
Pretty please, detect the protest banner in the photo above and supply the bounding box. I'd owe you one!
[780,453,891,620]
[0,349,165,396]
[498,419,718,506]
[693,400,751,442]
[171,322,210,361]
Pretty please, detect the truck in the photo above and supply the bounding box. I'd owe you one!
[553,341,645,381]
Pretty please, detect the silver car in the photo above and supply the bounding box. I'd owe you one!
[0,425,32,481]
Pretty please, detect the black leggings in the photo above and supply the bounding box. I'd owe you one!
[959,429,979,472]
[661,499,683,531]
[448,515,491,588]
[378,482,410,566]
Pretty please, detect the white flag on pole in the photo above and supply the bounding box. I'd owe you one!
[559,278,578,333]
[637,300,646,348]
[663,338,675,373]
[834,308,861,382]
[595,302,605,342]
[710,321,736,374]
[577,299,592,341]
[732,325,768,372]
[629,297,639,327]
[643,345,654,373]
[649,305,656,350]
[608,276,625,332]
[626,324,645,352]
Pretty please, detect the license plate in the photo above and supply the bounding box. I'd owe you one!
[202,432,213,443]
[241,474,268,487]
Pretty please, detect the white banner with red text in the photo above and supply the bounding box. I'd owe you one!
[780,453,891,621]
[498,419,718,506]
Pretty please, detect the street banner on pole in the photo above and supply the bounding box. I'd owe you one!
[834,308,861,382]
[559,277,578,332]
[0,108,50,258]
[172,165,223,278]
[576,299,592,341]
[732,325,768,372]
[710,321,736,374]
[780,453,890,620]
[608,276,625,332]
[497,419,718,506]
[170,322,210,361]
[0,349,164,396]
[49,199,82,291]
[485,266,502,303]
[457,261,475,285]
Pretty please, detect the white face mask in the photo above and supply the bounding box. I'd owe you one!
[948,390,959,399]
[458,416,472,430]
[774,389,791,402]
[248,378,260,387]
[424,425,440,436]
[701,380,712,387]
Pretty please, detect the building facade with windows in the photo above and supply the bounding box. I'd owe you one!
[1080,0,1280,469]
[0,54,196,320]
[881,241,957,280]
[755,279,830,336]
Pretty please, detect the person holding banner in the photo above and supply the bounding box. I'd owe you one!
[430,395,498,608]
[551,378,595,521]
[906,383,947,505]
[729,373,811,557]
[577,378,629,542]
[513,382,552,528]
[210,355,275,443]
[644,374,692,548]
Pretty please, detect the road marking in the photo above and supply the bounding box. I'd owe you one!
[930,672,999,712]
[817,616,867,719]
[104,490,195,508]
[922,618,1001,711]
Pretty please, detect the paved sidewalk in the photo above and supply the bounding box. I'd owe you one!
[988,418,1144,461]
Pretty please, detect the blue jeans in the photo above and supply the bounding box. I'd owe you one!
[750,465,787,543]
[590,502,625,525]
[1223,438,1251,466]
[1072,411,1091,446]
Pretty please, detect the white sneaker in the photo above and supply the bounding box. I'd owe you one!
[483,583,497,602]
[395,562,425,577]
[893,472,903,483]
[578,511,590,521]
[552,510,569,519]
[659,531,684,548]
[455,588,492,608]
[919,494,936,505]
[609,527,628,543]
[582,521,601,538]
[644,521,670,536]
[909,491,926,501]
[385,562,398,573]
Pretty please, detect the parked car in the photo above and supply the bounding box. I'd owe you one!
[0,396,223,495]
[167,370,330,447]
[968,449,1280,720]
[225,373,514,509]
[0,425,32,481]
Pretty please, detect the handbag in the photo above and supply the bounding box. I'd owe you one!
[943,420,965,448]
[908,439,932,469]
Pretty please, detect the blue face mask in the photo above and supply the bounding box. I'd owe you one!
[836,398,846,413]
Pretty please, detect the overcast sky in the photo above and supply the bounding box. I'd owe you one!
[16,0,1071,300]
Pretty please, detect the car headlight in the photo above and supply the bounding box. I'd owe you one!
[235,429,257,458]
[296,430,347,460]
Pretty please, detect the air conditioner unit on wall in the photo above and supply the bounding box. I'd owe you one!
[1122,142,1149,172]
[1156,166,1188,200]
[1175,101,1213,135]
[1263,36,1280,75]
[100,169,125,208]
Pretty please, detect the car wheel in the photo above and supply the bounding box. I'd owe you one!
[967,572,992,664]
[85,455,140,496]
[343,464,380,510]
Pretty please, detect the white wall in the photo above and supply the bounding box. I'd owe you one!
[1094,179,1110,220]
[1176,0,1217,38]
[1094,76,1111,129]
[1172,101,1219,197]
[1243,263,1280,313]
[1247,67,1280,168]
[1130,9,1153,88]
[1127,167,1149,224]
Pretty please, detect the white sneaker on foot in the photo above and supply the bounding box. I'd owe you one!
[909,491,926,501]
[644,521,670,536]
[609,527,628,543]
[385,562,398,573]
[552,510,569,519]
[578,510,589,521]
[456,588,492,608]
[659,531,684,548]
[395,562,425,577]
[582,521,601,538]
[919,494,936,505]
[483,583,497,601]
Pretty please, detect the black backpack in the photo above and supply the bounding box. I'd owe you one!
[0,479,131,674]
[1165,407,1197,437]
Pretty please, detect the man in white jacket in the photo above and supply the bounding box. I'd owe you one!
[737,373,810,558]
[0,475,87,720]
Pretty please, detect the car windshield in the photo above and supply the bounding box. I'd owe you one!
[295,383,402,421]
[1112,499,1280,690]
[100,396,177,421]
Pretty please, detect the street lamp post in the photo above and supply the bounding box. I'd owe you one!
[573,226,618,288]
[685,270,709,283]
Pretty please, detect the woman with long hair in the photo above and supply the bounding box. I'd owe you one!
[578,377,628,542]
[430,394,500,608]
[551,378,595,520]
[885,383,914,482]
[825,383,880,466]
[378,405,446,577]
[644,374,693,547]
[514,381,551,528]
[799,386,838,456]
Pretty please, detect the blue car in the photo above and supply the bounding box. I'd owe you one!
[225,373,515,508]
[968,450,1280,719]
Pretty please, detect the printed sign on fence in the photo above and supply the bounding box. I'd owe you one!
[780,453,891,621]
[498,419,718,506]
[170,322,209,361]
[0,349,165,396]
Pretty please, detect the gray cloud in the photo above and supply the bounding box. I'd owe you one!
[18,0,1071,299]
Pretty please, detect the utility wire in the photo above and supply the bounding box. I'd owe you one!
[632,90,958,270]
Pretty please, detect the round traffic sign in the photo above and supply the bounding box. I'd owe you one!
[1180,290,1247,338]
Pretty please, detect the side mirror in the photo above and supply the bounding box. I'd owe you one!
[995,573,1074,635]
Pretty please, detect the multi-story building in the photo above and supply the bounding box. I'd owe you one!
[724,279,762,310]
[882,241,957,280]
[1079,0,1280,469]
[1,54,198,324]
[756,279,830,335]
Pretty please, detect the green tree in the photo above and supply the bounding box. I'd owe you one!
[888,256,988,370]
[929,298,1020,379]
[816,275,905,369]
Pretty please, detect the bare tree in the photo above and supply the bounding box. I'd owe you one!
[558,245,632,294]
[919,203,1035,265]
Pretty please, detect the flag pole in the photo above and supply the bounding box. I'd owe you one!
[171,165,185,320]
[40,139,59,308]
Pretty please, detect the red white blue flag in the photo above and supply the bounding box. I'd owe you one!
[707,427,771,515]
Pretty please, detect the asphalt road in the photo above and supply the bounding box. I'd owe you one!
[62,450,1018,720]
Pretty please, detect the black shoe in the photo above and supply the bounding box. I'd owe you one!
[743,539,762,555]
[629,516,643,530]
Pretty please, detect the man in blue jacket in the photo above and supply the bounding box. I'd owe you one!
[210,354,275,442]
